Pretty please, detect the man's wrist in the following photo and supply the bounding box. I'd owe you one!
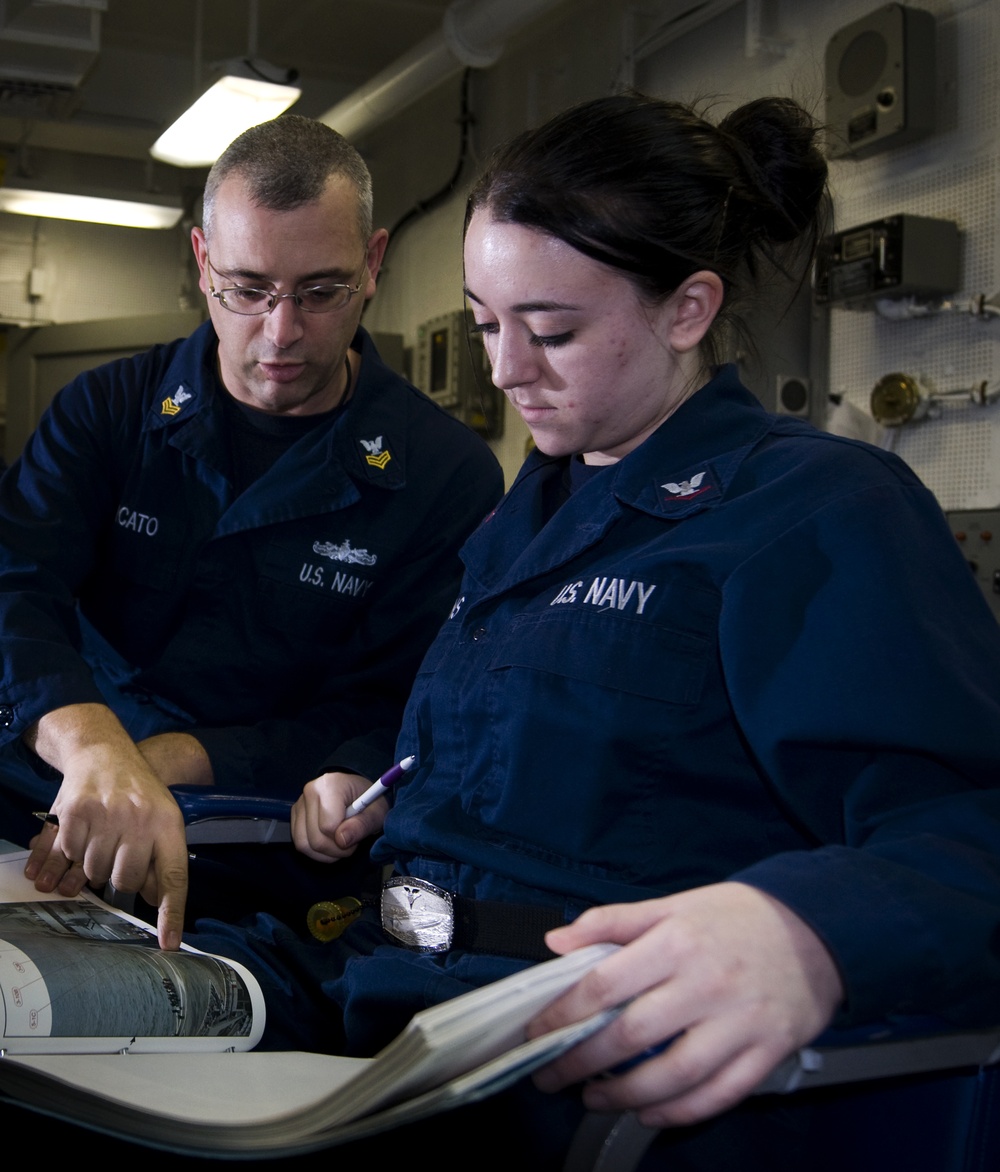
[27,702,135,772]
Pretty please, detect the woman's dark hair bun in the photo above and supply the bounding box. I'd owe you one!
[719,97,828,244]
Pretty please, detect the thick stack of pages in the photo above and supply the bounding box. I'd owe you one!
[2,849,997,1156]
[0,850,617,1155]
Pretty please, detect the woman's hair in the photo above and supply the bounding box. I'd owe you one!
[466,92,829,362]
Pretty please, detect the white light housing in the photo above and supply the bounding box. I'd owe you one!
[0,185,184,229]
[151,73,301,168]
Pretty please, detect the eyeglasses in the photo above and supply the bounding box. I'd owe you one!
[205,253,365,315]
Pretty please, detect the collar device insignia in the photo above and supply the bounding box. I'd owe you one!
[161,385,192,416]
[360,435,391,470]
[655,467,719,512]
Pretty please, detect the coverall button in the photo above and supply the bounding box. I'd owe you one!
[471,627,487,641]
[0,704,14,727]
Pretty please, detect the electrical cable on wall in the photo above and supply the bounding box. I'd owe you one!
[380,68,473,273]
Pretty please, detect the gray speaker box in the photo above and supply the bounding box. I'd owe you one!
[825,3,935,160]
[775,376,811,418]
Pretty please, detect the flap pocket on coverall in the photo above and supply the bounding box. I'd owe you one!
[488,608,712,706]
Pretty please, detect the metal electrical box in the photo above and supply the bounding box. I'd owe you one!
[414,310,503,438]
[946,509,1000,623]
[814,214,960,308]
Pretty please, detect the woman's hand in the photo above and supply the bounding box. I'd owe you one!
[291,771,388,862]
[529,882,844,1127]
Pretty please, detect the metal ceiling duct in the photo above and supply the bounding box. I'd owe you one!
[319,0,567,141]
[0,0,103,117]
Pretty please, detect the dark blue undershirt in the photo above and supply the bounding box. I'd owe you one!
[220,389,347,494]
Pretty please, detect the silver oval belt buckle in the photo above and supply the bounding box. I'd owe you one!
[381,876,454,952]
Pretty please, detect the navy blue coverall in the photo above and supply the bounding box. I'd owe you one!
[0,322,503,811]
[199,366,1000,1062]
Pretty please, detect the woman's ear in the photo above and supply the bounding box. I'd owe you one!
[665,270,725,353]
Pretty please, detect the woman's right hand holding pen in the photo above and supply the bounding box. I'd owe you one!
[291,771,387,862]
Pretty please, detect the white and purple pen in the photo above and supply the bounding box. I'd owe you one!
[344,755,417,818]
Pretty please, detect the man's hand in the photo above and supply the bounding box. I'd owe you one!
[22,703,189,950]
[528,882,844,1128]
[291,771,387,862]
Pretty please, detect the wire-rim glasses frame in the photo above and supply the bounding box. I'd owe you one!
[205,252,366,315]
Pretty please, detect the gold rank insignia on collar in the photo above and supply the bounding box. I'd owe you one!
[360,435,391,469]
[161,385,193,416]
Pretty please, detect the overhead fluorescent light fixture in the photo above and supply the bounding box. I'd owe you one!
[151,60,301,168]
[0,183,183,229]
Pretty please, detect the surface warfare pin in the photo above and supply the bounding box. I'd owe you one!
[360,436,391,470]
[161,385,193,416]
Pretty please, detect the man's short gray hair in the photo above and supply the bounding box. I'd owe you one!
[202,114,373,243]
